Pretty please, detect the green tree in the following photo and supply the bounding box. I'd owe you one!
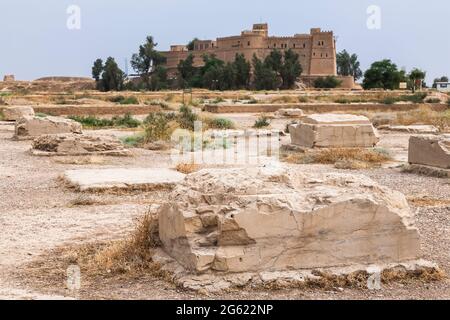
[314,76,342,88]
[177,54,199,88]
[362,59,406,90]
[280,49,302,89]
[131,36,167,89]
[149,65,168,91]
[92,59,103,82]
[187,38,199,51]
[408,68,426,92]
[336,50,362,80]
[252,55,278,90]
[101,57,125,91]
[233,53,251,89]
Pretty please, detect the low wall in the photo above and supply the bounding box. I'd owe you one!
[204,103,447,113]
[0,105,162,116]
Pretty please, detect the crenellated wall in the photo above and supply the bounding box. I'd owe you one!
[161,24,337,78]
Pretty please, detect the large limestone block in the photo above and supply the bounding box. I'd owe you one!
[275,108,305,118]
[289,113,379,148]
[14,116,82,139]
[32,133,132,156]
[408,135,450,169]
[2,106,35,121]
[158,166,421,274]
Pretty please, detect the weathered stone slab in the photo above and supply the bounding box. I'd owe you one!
[14,116,82,140]
[275,108,305,118]
[158,166,421,274]
[62,168,186,192]
[31,133,132,157]
[379,125,439,134]
[2,106,35,121]
[408,135,450,169]
[289,113,379,148]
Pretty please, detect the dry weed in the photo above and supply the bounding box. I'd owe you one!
[175,163,200,174]
[54,156,107,165]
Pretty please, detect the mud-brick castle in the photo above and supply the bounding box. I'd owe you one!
[161,23,353,88]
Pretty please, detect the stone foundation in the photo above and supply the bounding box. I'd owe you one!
[13,116,82,140]
[408,135,450,169]
[289,114,379,148]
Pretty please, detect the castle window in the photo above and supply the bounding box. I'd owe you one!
[303,43,306,48]
[248,41,251,46]
[293,44,296,48]
[274,43,276,48]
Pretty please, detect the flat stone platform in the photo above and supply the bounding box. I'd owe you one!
[62,168,186,192]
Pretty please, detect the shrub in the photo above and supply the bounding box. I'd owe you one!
[120,134,145,147]
[146,99,169,109]
[205,117,235,130]
[108,95,139,105]
[314,76,342,89]
[211,97,225,104]
[143,112,177,142]
[398,93,427,103]
[112,113,141,128]
[383,97,397,105]
[69,113,141,128]
[175,163,200,174]
[245,98,259,104]
[425,98,441,104]
[334,98,351,104]
[298,96,309,103]
[253,115,270,128]
[177,105,198,130]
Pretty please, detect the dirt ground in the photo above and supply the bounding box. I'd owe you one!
[0,114,449,300]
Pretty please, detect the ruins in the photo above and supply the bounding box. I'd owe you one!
[289,114,379,148]
[32,133,132,157]
[408,135,450,169]
[2,106,35,121]
[158,166,421,273]
[14,115,82,140]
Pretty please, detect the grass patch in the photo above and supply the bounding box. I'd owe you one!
[120,133,145,147]
[253,115,270,128]
[203,117,235,130]
[143,112,178,143]
[108,95,139,105]
[69,113,141,128]
[407,196,450,207]
[270,96,298,104]
[68,195,108,207]
[145,99,169,109]
[282,148,391,169]
[396,106,450,132]
[211,97,225,104]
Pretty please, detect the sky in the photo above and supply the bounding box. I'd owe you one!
[0,0,449,83]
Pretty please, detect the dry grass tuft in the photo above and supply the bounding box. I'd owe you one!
[54,156,107,165]
[282,148,391,169]
[396,106,450,132]
[407,196,450,208]
[175,163,200,174]
[68,195,107,207]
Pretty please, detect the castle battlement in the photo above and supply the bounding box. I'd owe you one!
[161,23,337,77]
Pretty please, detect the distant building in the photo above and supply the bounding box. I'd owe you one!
[161,23,337,78]
[3,75,15,82]
[435,82,450,93]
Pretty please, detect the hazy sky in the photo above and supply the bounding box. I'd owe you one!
[1,0,448,83]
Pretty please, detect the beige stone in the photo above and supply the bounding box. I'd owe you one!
[379,125,439,134]
[289,113,379,148]
[3,75,15,82]
[408,135,450,169]
[158,166,421,274]
[14,116,82,139]
[62,168,186,192]
[275,108,305,118]
[32,133,132,156]
[2,106,35,121]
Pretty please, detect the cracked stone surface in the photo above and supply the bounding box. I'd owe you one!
[14,116,82,140]
[31,133,132,157]
[408,135,450,169]
[289,113,379,148]
[158,165,421,274]
[2,106,35,121]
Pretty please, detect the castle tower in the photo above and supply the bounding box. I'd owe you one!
[308,28,337,76]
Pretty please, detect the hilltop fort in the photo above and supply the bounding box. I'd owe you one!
[161,23,353,87]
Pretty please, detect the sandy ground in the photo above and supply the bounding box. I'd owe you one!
[0,117,449,300]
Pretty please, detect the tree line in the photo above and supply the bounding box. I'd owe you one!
[92,36,443,92]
